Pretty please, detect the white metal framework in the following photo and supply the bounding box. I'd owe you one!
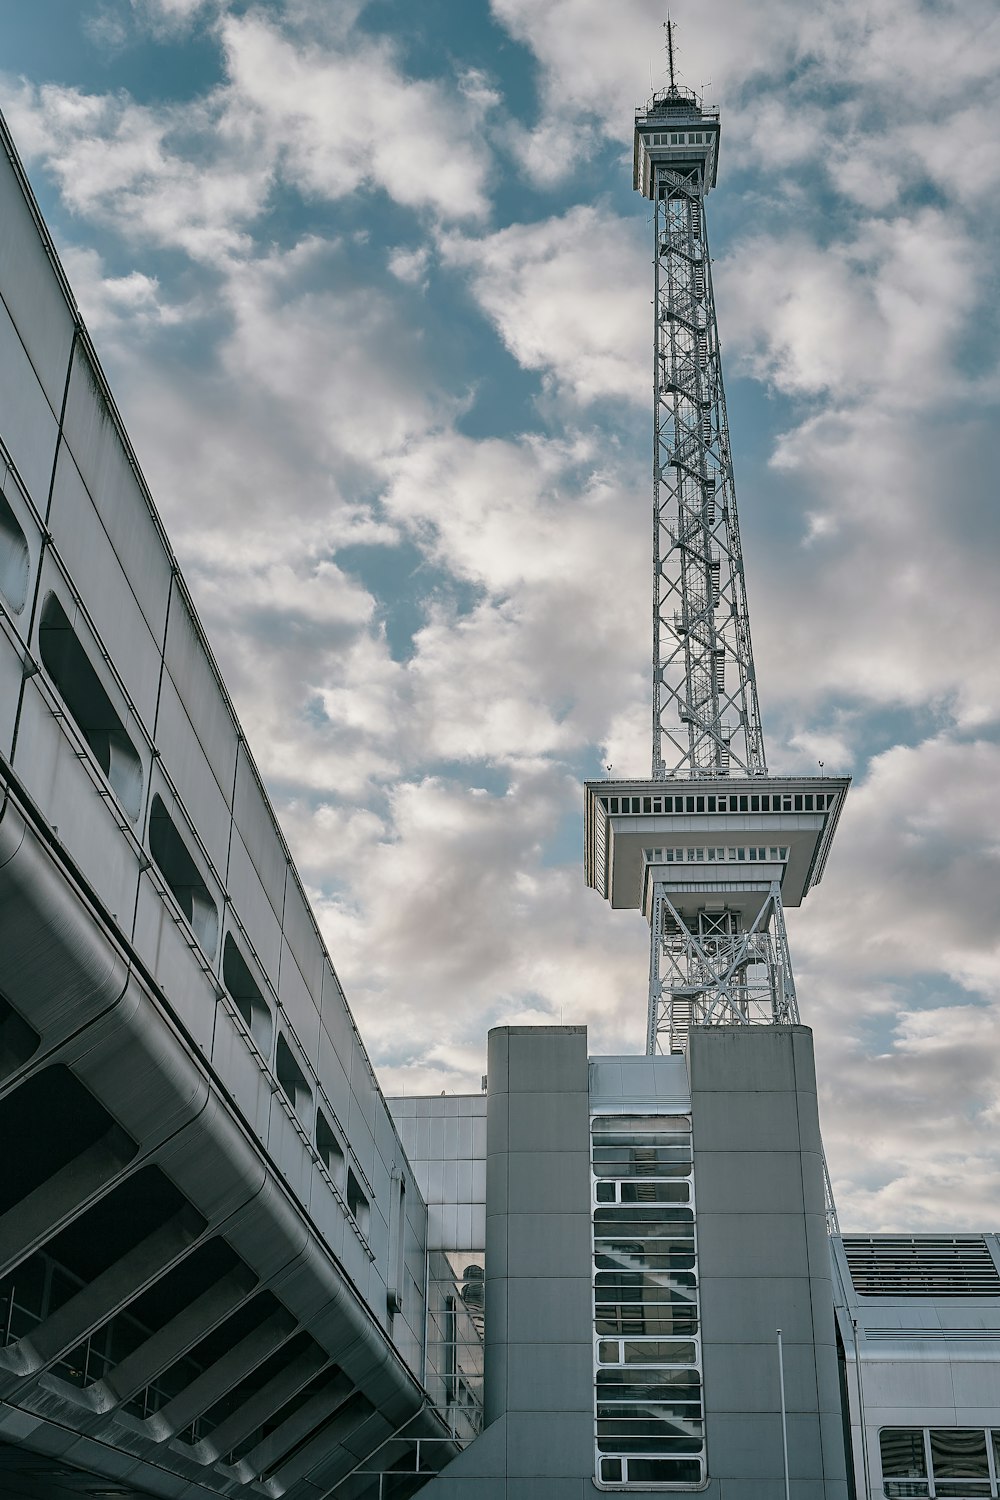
[632,73,826,1065]
[645,881,797,1056]
[650,157,764,783]
[591,1114,704,1490]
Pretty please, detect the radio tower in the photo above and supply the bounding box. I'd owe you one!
[584,26,849,1062]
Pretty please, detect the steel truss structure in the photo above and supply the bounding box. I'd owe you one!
[636,83,806,1066]
[646,882,798,1057]
[652,162,764,782]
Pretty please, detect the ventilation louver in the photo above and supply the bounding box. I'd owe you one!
[843,1236,1000,1297]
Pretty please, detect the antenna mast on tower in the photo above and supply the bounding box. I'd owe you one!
[583,36,850,1064]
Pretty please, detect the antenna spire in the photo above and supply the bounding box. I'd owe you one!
[664,16,677,92]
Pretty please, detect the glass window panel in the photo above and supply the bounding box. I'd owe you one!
[934,1484,990,1496]
[597,1341,620,1364]
[595,1311,698,1338]
[598,1400,702,1421]
[600,1458,623,1482]
[930,1429,989,1479]
[595,1206,693,1227]
[618,1181,689,1203]
[628,1458,701,1483]
[596,1182,615,1202]
[593,1116,691,1137]
[881,1429,926,1479]
[595,1157,694,1181]
[598,1433,702,1455]
[593,1248,695,1272]
[883,1486,928,1499]
[598,1371,700,1396]
[621,1340,697,1365]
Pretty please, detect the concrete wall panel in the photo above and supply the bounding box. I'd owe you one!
[0,147,77,411]
[267,1095,313,1209]
[226,827,282,984]
[233,745,287,918]
[0,277,61,513]
[0,461,43,638]
[132,874,219,1056]
[281,870,325,1005]
[277,939,321,1069]
[0,625,24,758]
[316,1031,352,1133]
[162,589,238,798]
[212,1002,273,1140]
[61,345,171,644]
[46,452,161,729]
[154,667,232,877]
[13,677,141,923]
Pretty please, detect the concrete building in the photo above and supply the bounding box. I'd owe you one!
[2,45,1000,1500]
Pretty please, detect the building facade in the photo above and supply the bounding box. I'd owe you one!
[1,48,999,1500]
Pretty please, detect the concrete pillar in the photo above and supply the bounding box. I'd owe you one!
[690,1024,849,1500]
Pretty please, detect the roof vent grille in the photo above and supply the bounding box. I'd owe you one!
[843,1235,1000,1297]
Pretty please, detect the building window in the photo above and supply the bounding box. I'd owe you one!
[0,488,29,613]
[592,1115,704,1489]
[38,593,143,821]
[148,794,218,956]
[221,934,272,1054]
[347,1168,370,1235]
[316,1108,345,1188]
[880,1428,996,1497]
[275,1034,312,1119]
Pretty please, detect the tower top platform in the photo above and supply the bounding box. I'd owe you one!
[634,91,720,198]
[584,775,849,924]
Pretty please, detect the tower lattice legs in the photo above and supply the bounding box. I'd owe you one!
[646,880,800,1056]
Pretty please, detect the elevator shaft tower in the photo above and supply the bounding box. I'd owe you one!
[584,79,848,1056]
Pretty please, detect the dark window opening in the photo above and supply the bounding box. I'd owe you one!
[0,994,40,1084]
[225,1364,349,1467]
[0,488,29,613]
[222,934,273,1054]
[56,1239,252,1392]
[316,1109,345,1187]
[38,593,143,820]
[346,1169,370,1235]
[0,1168,204,1354]
[176,1329,323,1448]
[124,1289,288,1425]
[148,794,218,957]
[275,1034,312,1118]
[259,1387,371,1482]
[0,1064,135,1217]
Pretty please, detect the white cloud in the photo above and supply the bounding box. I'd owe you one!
[440,205,649,404]
[3,9,493,266]
[717,208,980,405]
[7,0,1000,1235]
[218,12,492,221]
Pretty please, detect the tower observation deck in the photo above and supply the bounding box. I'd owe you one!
[584,59,849,1057]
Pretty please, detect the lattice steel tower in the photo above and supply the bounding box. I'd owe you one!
[584,44,849,1058]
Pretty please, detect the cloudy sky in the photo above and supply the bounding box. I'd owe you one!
[3,0,999,1233]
